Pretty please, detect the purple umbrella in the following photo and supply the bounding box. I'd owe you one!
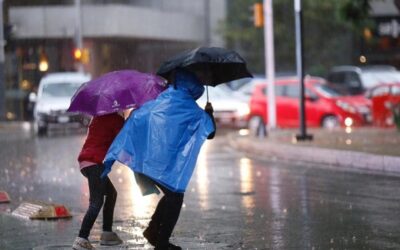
[67,70,167,116]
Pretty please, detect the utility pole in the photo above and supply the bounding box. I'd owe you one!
[74,0,83,73]
[0,0,5,120]
[294,0,312,141]
[204,0,211,46]
[264,0,276,130]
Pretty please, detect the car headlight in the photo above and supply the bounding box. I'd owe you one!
[336,100,357,114]
[237,104,250,117]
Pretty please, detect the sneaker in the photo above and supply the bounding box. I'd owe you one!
[72,237,96,250]
[154,242,182,250]
[100,231,123,246]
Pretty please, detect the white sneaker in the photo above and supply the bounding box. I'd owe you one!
[72,237,96,250]
[100,231,123,246]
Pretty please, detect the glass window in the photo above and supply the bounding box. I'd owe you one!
[391,86,400,96]
[262,85,285,96]
[314,84,340,97]
[42,83,82,98]
[285,85,300,98]
[371,86,390,97]
[328,72,345,84]
[345,72,362,88]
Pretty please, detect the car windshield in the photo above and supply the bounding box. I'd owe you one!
[42,82,82,98]
[314,84,341,97]
[360,71,400,88]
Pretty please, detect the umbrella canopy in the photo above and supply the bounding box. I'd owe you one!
[67,70,167,116]
[157,47,252,86]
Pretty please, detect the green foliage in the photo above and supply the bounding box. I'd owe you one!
[221,0,371,76]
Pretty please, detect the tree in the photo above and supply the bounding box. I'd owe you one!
[222,0,373,76]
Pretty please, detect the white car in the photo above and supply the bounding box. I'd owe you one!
[30,72,91,135]
[197,85,250,128]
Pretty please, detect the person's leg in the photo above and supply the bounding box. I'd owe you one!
[78,165,106,239]
[154,184,184,249]
[143,195,167,245]
[102,175,117,232]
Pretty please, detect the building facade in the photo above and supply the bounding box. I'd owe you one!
[5,0,226,120]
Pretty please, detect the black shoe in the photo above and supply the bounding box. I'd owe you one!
[154,242,182,250]
[143,226,157,246]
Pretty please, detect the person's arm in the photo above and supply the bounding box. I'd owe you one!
[205,102,216,139]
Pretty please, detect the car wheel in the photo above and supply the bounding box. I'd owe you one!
[322,115,339,129]
[248,116,267,137]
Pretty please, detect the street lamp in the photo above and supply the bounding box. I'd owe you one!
[0,0,5,120]
[263,0,277,131]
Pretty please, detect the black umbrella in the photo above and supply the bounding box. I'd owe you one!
[157,47,253,87]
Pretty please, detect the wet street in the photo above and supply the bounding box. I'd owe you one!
[1,126,400,249]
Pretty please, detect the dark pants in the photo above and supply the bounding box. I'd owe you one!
[78,164,117,239]
[148,183,184,246]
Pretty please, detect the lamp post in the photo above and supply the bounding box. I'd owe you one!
[264,0,276,131]
[294,0,312,141]
[74,0,83,73]
[0,0,5,120]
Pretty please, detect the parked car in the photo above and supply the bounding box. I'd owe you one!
[196,85,249,128]
[248,76,371,130]
[366,83,400,127]
[326,65,400,95]
[30,72,91,135]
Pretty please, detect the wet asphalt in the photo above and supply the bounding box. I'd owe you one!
[1,126,400,250]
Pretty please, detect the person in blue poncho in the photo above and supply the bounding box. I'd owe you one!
[102,68,216,250]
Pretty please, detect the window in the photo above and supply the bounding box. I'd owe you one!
[345,72,362,88]
[262,85,285,96]
[327,72,345,84]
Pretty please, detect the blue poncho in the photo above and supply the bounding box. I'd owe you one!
[103,70,215,193]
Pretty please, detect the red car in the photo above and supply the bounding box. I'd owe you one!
[367,83,400,127]
[248,76,371,129]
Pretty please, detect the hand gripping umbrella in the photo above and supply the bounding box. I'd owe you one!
[156,46,253,87]
[67,70,167,116]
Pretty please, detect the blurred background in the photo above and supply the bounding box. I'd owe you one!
[0,0,399,133]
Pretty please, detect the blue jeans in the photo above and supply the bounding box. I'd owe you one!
[78,164,117,239]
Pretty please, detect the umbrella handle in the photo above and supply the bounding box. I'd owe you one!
[206,85,209,103]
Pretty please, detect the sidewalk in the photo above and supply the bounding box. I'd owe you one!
[228,127,400,175]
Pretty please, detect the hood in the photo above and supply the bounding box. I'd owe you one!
[335,95,371,106]
[173,69,205,100]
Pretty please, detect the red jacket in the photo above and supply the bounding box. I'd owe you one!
[78,113,124,165]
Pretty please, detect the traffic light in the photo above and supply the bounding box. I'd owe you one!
[253,3,264,28]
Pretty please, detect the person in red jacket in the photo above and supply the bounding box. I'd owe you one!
[72,112,125,250]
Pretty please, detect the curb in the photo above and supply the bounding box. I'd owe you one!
[228,133,400,176]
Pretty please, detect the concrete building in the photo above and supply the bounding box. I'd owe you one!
[3,0,226,120]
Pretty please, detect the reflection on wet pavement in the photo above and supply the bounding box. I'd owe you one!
[1,130,400,249]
